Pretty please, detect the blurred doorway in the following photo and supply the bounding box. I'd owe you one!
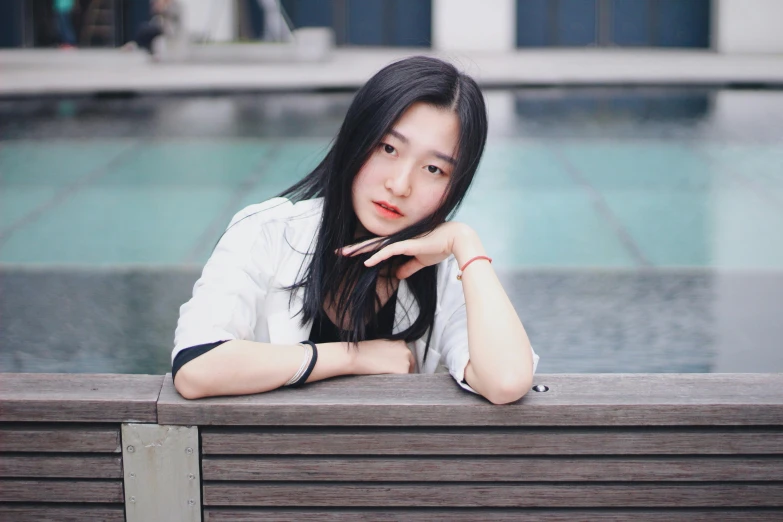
[517,0,711,48]
[280,0,432,47]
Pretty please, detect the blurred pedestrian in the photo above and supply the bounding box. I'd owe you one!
[53,0,76,49]
[122,0,183,55]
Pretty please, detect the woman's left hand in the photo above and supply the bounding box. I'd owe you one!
[339,222,477,280]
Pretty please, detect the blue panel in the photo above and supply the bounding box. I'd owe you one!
[0,0,23,48]
[281,0,332,28]
[516,0,549,47]
[612,0,650,46]
[347,0,385,45]
[656,0,710,48]
[557,0,597,46]
[392,0,432,47]
[245,0,264,39]
[122,0,151,44]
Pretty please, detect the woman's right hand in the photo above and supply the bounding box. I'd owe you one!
[352,339,415,375]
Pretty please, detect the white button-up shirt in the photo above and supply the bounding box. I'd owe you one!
[174,197,540,394]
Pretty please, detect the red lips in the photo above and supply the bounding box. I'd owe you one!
[374,200,403,215]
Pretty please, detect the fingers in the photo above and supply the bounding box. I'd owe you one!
[364,240,417,267]
[337,236,387,257]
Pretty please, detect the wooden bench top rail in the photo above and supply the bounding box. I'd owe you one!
[0,424,121,453]
[158,373,783,426]
[201,456,783,482]
[202,509,783,522]
[2,372,781,426]
[201,483,783,508]
[200,427,783,455]
[0,374,164,423]
[0,505,126,522]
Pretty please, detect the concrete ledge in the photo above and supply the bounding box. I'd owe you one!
[2,48,783,96]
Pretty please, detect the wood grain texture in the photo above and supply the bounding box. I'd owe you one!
[0,374,164,423]
[158,373,783,426]
[0,455,122,478]
[0,479,123,503]
[202,484,783,508]
[201,428,783,455]
[0,425,120,453]
[203,509,783,522]
[201,456,783,482]
[0,505,125,521]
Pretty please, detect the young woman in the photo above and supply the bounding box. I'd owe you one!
[172,56,539,405]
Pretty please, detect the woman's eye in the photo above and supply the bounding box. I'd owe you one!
[383,144,396,154]
[427,165,444,175]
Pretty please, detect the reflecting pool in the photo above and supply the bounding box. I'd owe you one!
[2,88,782,374]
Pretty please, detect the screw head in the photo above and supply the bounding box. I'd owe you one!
[127,445,135,453]
[187,499,195,506]
[130,496,136,503]
[129,473,136,479]
[185,447,193,455]
[532,384,550,392]
[188,473,195,480]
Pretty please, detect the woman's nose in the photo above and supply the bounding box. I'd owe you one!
[385,165,412,197]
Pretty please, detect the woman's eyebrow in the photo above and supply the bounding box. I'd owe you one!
[388,129,457,165]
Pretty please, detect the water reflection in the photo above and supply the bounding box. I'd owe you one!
[2,268,782,374]
[2,87,782,141]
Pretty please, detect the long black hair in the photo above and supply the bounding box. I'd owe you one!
[279,56,488,353]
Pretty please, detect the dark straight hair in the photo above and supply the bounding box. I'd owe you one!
[279,56,488,354]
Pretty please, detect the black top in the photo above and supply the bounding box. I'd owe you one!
[308,290,398,344]
[172,291,398,379]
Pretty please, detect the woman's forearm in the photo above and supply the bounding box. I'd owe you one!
[452,227,534,404]
[174,339,355,399]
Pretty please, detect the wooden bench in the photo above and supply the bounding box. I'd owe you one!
[2,372,782,520]
[157,372,783,521]
[0,373,163,522]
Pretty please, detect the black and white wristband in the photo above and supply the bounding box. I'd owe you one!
[284,340,318,387]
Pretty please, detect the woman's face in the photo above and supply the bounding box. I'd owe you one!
[352,102,460,238]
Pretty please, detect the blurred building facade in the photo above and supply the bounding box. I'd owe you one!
[1,0,782,53]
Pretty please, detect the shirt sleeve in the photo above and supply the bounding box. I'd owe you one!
[437,258,540,395]
[172,198,289,363]
[171,341,229,379]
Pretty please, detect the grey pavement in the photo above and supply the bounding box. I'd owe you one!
[2,47,783,96]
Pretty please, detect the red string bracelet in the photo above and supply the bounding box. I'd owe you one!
[456,255,492,280]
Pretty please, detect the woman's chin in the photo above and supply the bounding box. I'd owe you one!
[358,215,403,238]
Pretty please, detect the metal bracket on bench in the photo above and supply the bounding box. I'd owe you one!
[122,424,201,522]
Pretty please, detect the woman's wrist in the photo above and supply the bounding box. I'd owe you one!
[311,342,358,378]
[451,224,486,267]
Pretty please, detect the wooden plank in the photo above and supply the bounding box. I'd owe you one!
[0,374,164,423]
[0,479,123,503]
[0,455,122,478]
[201,456,783,482]
[201,428,783,455]
[204,509,783,522]
[0,425,120,453]
[0,505,125,521]
[158,373,783,426]
[202,484,783,507]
